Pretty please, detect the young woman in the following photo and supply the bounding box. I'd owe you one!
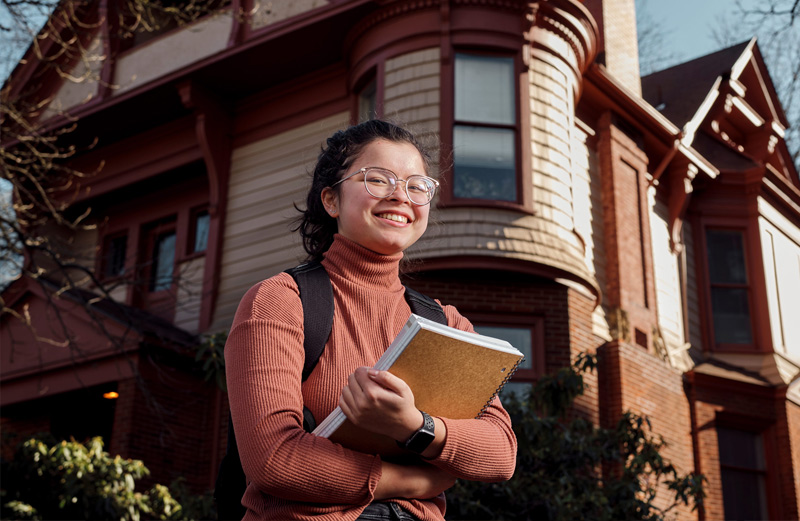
[225,120,517,520]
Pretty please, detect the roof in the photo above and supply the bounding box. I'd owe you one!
[2,276,199,349]
[641,40,751,129]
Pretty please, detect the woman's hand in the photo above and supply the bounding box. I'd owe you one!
[374,461,456,500]
[339,367,421,442]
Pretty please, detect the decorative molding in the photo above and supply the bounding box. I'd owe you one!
[607,307,630,342]
[177,81,232,332]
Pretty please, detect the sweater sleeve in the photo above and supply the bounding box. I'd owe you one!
[224,274,382,504]
[425,304,518,482]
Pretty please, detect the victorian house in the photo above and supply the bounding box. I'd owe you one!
[2,0,798,519]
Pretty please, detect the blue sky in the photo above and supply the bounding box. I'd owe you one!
[635,0,764,68]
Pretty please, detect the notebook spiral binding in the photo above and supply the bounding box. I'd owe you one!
[476,355,525,418]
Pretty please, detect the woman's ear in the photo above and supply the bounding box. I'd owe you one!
[320,187,339,218]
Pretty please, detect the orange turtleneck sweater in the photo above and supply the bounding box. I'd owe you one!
[225,235,517,520]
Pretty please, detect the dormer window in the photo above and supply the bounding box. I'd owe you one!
[705,229,753,345]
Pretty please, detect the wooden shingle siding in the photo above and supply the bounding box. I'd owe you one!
[174,257,205,333]
[383,48,441,158]
[211,113,348,330]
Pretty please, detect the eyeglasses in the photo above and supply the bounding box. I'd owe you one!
[332,167,440,206]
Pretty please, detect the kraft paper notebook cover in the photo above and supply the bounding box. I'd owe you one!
[312,314,525,455]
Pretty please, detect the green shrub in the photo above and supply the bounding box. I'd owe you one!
[1,436,182,520]
[446,353,705,521]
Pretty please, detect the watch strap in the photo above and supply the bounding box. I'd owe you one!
[398,410,435,454]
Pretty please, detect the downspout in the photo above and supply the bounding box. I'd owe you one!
[685,371,706,520]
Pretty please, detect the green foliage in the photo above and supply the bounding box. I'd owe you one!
[196,331,228,391]
[446,353,705,521]
[1,436,183,521]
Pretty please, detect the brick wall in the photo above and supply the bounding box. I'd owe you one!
[599,341,695,518]
[691,374,797,520]
[786,401,800,519]
[111,355,220,494]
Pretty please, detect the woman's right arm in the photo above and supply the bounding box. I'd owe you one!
[225,276,383,505]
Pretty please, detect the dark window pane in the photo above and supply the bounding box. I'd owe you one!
[718,428,768,521]
[711,287,753,343]
[455,54,515,124]
[150,231,175,291]
[707,230,747,284]
[474,326,532,369]
[474,326,533,400]
[193,211,210,253]
[718,427,765,469]
[453,125,516,201]
[104,235,127,278]
[359,80,377,123]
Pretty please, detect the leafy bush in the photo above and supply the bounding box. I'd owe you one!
[446,353,705,521]
[1,436,183,520]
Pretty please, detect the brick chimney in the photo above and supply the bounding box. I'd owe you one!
[583,0,642,95]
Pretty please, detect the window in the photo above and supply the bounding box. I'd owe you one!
[191,209,210,254]
[150,230,176,292]
[358,78,377,123]
[717,427,769,520]
[453,53,517,202]
[474,324,536,399]
[705,229,753,344]
[102,233,128,278]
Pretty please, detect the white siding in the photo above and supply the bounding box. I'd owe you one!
[42,34,103,119]
[684,221,703,351]
[758,198,800,363]
[250,0,329,30]
[211,113,348,330]
[174,257,205,333]
[114,11,233,94]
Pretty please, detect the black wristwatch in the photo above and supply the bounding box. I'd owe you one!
[398,410,435,454]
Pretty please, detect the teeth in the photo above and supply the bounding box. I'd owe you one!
[377,213,408,223]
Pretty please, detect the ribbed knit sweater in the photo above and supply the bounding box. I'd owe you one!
[225,235,517,520]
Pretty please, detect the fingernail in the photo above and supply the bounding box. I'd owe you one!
[368,368,379,378]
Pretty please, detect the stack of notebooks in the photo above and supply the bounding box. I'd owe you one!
[313,314,525,455]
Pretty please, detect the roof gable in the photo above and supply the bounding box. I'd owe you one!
[642,39,797,183]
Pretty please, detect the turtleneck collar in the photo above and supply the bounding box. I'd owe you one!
[321,234,404,291]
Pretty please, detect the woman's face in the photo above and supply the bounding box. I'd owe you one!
[321,139,430,256]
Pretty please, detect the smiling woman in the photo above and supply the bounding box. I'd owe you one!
[223,120,517,521]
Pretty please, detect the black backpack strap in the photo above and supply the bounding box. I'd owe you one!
[404,286,448,326]
[285,262,335,381]
[215,262,334,520]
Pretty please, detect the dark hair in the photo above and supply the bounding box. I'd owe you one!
[294,119,433,262]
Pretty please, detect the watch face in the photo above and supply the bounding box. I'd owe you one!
[405,411,435,453]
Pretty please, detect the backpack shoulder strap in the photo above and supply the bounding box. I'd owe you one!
[404,286,448,326]
[285,262,335,381]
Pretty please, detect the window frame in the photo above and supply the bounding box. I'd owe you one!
[439,48,530,212]
[140,216,178,296]
[468,313,545,390]
[99,230,130,282]
[186,205,210,257]
[700,225,757,352]
[713,412,779,521]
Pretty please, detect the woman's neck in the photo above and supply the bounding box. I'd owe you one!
[321,234,404,290]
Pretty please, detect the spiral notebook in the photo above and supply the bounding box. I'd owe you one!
[312,314,525,455]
